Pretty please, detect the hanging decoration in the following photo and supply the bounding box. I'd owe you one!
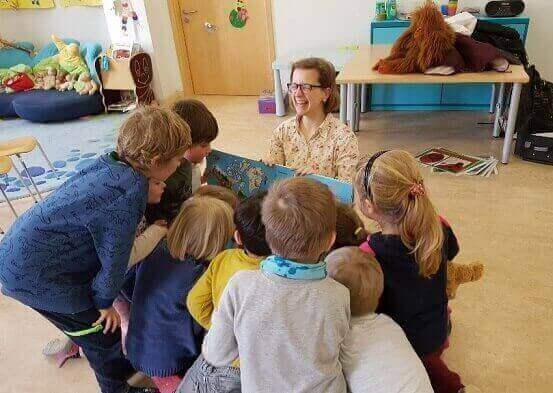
[229,0,248,29]
[0,0,55,9]
[113,0,138,36]
[59,0,103,6]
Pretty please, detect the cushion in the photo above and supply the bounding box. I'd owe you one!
[12,90,103,123]
[0,91,22,118]
[0,42,35,68]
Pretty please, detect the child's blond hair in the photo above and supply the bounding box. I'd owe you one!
[326,247,383,316]
[194,185,239,210]
[117,106,192,170]
[262,177,336,261]
[355,150,444,278]
[167,196,234,261]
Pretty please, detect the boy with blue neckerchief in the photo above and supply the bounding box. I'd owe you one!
[197,177,350,393]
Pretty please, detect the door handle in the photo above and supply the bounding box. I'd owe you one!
[204,22,217,32]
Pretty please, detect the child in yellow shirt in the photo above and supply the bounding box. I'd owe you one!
[186,191,271,329]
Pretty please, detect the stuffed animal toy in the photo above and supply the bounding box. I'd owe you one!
[74,72,98,95]
[42,67,57,90]
[33,71,46,90]
[373,0,456,74]
[56,70,67,91]
[447,261,484,300]
[58,73,77,91]
[51,35,89,76]
[3,73,34,93]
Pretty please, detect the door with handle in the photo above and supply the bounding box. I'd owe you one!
[176,0,274,95]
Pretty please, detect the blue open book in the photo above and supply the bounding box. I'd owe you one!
[205,149,353,203]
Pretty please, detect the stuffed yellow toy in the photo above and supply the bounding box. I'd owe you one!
[51,35,89,76]
[447,261,484,299]
[74,72,98,95]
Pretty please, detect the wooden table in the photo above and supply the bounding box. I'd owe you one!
[336,45,530,163]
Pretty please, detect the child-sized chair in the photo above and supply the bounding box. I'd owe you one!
[0,156,18,234]
[0,136,56,202]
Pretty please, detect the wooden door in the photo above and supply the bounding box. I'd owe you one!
[173,0,274,95]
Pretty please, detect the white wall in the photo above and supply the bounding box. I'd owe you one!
[271,0,553,80]
[0,6,110,49]
[102,0,183,100]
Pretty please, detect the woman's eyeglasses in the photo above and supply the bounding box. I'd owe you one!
[287,83,323,93]
[363,150,389,200]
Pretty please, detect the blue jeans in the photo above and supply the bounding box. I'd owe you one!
[177,355,241,393]
[35,307,135,393]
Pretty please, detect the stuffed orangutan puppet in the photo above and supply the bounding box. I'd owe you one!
[373,0,456,74]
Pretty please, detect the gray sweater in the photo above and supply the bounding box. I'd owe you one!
[202,269,350,393]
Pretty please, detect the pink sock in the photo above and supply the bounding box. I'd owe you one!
[113,298,130,355]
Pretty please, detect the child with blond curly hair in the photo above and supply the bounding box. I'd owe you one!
[0,106,191,393]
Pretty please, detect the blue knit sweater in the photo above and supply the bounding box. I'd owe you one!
[125,242,206,377]
[0,153,148,314]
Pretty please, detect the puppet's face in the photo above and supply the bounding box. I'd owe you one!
[131,54,153,87]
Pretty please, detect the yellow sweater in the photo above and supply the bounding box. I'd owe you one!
[187,248,262,330]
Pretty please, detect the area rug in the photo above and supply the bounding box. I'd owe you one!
[0,113,128,202]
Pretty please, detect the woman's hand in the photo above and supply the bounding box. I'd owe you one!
[94,307,121,334]
[260,158,275,167]
[294,168,314,177]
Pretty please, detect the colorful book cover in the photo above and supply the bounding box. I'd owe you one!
[205,149,353,203]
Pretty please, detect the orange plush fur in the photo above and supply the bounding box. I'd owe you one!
[374,1,456,74]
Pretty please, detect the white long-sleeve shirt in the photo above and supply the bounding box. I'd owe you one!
[202,269,350,393]
[341,313,434,393]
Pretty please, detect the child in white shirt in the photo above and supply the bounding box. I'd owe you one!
[326,246,433,393]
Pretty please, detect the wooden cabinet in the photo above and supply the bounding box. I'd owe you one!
[369,15,530,111]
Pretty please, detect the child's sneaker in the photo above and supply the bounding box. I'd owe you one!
[42,337,72,357]
[459,385,483,393]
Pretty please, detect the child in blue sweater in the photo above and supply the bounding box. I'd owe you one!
[0,107,192,393]
[125,195,235,393]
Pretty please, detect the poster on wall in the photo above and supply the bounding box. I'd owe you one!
[0,0,55,9]
[59,0,102,6]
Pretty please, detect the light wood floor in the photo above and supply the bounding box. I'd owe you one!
[1,95,552,393]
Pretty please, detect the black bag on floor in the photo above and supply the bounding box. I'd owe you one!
[514,65,553,165]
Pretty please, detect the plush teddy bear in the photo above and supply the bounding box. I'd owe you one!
[74,72,98,95]
[58,73,77,91]
[56,70,68,91]
[447,261,484,300]
[42,67,57,90]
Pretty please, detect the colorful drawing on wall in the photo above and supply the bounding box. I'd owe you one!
[0,0,18,9]
[206,150,353,203]
[229,0,248,28]
[0,0,55,9]
[59,0,102,6]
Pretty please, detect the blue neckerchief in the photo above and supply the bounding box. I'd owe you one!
[261,255,327,280]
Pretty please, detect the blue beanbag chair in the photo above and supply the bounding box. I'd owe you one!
[0,92,22,118]
[13,90,103,123]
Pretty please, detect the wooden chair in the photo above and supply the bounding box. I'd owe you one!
[0,136,56,202]
[0,156,18,234]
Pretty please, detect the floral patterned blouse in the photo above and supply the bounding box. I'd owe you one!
[265,113,359,182]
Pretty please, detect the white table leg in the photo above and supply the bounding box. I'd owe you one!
[489,83,497,114]
[493,83,506,138]
[502,83,522,164]
[361,84,368,113]
[353,84,361,132]
[274,68,286,117]
[340,84,347,124]
[347,83,355,127]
